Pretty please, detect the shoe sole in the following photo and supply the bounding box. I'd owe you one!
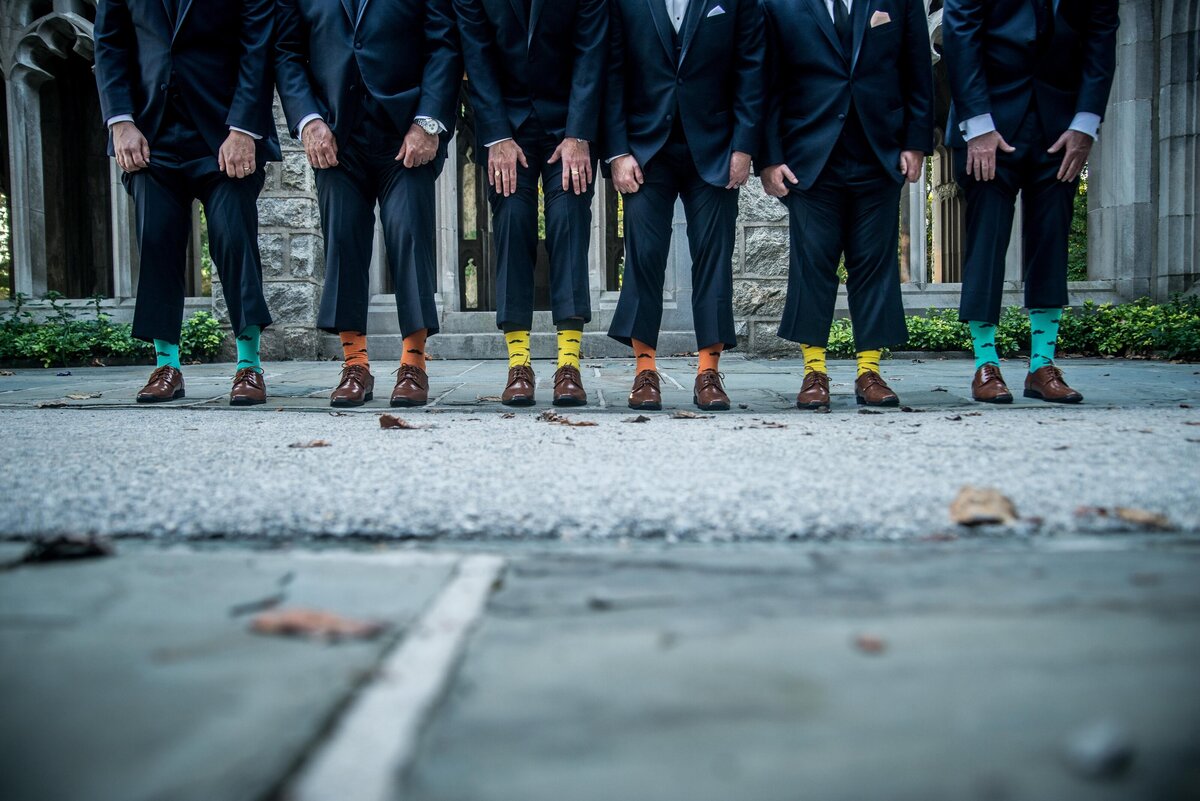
[796,400,830,410]
[694,394,730,412]
[137,390,186,404]
[229,397,265,407]
[855,395,899,408]
[390,399,428,408]
[629,401,662,411]
[502,397,536,407]
[552,397,588,407]
[1023,389,1083,404]
[973,394,1014,404]
[331,391,372,408]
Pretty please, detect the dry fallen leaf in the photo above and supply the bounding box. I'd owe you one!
[476,395,503,402]
[752,420,788,429]
[500,412,516,419]
[671,410,712,420]
[538,410,598,427]
[329,411,349,417]
[624,415,652,423]
[35,401,68,409]
[1113,507,1175,531]
[288,439,331,449]
[853,634,887,655]
[249,608,387,642]
[949,485,1019,526]
[91,358,107,368]
[0,370,15,376]
[379,414,425,430]
[65,393,101,400]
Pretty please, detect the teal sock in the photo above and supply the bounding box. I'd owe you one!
[1028,308,1062,373]
[235,325,262,373]
[968,321,999,370]
[154,340,181,370]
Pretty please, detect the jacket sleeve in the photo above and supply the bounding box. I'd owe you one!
[274,0,325,137]
[564,0,609,143]
[731,0,767,158]
[417,0,464,132]
[942,0,991,122]
[757,2,785,169]
[900,0,935,153]
[93,0,137,124]
[453,0,512,145]
[601,2,630,161]
[226,0,277,136]
[1074,0,1118,119]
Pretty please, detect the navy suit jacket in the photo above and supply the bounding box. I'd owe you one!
[274,0,461,143]
[94,0,281,160]
[603,0,766,188]
[760,0,934,190]
[943,0,1118,148]
[455,0,608,149]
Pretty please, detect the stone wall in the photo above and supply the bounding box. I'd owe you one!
[733,183,797,356]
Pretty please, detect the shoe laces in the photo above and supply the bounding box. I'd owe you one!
[148,365,176,383]
[697,369,723,389]
[633,370,658,391]
[340,363,370,385]
[802,371,828,389]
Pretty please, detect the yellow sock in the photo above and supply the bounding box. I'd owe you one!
[505,330,531,368]
[857,349,882,377]
[801,344,827,376]
[556,329,582,370]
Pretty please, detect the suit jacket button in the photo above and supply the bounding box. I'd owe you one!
[838,113,846,120]
[160,83,168,91]
[355,41,363,49]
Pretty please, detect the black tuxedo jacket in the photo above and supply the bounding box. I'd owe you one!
[760,0,933,190]
[275,0,461,141]
[455,0,608,149]
[603,0,766,187]
[94,0,281,160]
[943,0,1118,148]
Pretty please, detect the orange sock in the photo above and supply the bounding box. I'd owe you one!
[632,338,657,374]
[402,329,427,371]
[340,331,368,368]
[698,343,723,373]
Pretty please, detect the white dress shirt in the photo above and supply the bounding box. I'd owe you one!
[107,114,262,140]
[824,0,852,21]
[666,0,690,32]
[961,110,1101,142]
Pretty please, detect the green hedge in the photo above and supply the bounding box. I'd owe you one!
[0,293,225,367]
[827,296,1200,361]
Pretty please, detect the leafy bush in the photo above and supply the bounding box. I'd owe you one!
[0,293,227,367]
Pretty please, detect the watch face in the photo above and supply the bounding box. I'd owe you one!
[420,120,439,135]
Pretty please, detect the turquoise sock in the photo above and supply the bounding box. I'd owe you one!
[967,321,999,370]
[235,325,262,373]
[1028,308,1062,373]
[154,340,181,370]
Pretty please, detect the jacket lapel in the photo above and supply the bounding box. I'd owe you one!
[849,0,870,72]
[678,0,707,66]
[355,0,373,29]
[804,0,846,64]
[508,0,528,29]
[644,0,675,64]
[171,0,195,42]
[528,0,545,47]
[339,0,356,27]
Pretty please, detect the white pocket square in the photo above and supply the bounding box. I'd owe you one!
[707,5,726,17]
[870,10,892,27]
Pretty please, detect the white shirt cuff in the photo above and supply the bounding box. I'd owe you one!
[298,113,323,136]
[961,113,996,142]
[1068,112,1101,140]
[606,153,630,165]
[230,126,262,140]
[107,114,135,128]
[485,137,513,148]
[415,116,447,134]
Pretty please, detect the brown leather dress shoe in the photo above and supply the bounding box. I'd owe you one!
[136,366,185,403]
[796,371,830,410]
[855,370,899,407]
[502,364,536,406]
[628,370,662,411]
[391,364,429,407]
[552,365,587,407]
[230,368,266,406]
[694,368,730,411]
[330,364,374,407]
[972,364,1013,404]
[1024,364,1083,403]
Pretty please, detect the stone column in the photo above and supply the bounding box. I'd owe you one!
[929,147,964,283]
[732,181,793,355]
[5,73,47,296]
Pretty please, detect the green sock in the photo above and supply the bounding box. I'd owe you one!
[968,321,999,370]
[154,340,181,370]
[235,325,262,373]
[1028,308,1062,373]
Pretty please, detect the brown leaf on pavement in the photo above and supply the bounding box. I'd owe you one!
[476,395,502,402]
[91,358,107,368]
[20,535,115,564]
[249,608,388,642]
[288,439,332,448]
[853,634,887,655]
[65,393,101,400]
[538,410,598,427]
[949,485,1019,526]
[1113,507,1175,531]
[671,410,712,419]
[500,412,516,419]
[379,414,426,430]
[624,415,652,423]
[35,401,68,408]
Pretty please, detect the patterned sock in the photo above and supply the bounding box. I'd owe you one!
[1028,308,1062,373]
[801,344,827,376]
[235,325,262,373]
[505,330,531,368]
[968,321,999,370]
[340,331,369,368]
[154,339,181,370]
[856,349,882,378]
[698,342,723,374]
[632,338,657,374]
[556,321,583,370]
[402,329,427,371]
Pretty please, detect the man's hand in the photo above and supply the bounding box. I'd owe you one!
[301,119,339,169]
[112,121,150,173]
[1047,130,1093,182]
[218,130,257,179]
[488,139,528,197]
[965,130,1015,182]
[899,150,924,183]
[611,155,644,195]
[548,139,593,195]
[397,124,439,169]
[760,164,799,198]
[727,151,752,190]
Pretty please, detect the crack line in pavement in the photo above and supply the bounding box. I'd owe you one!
[285,554,505,801]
